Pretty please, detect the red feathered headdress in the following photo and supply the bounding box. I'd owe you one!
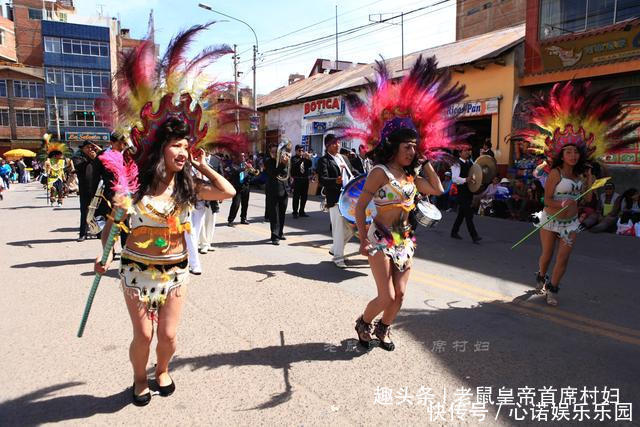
[517,80,640,161]
[342,55,467,159]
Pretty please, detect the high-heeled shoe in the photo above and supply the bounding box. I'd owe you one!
[132,383,151,406]
[158,376,176,397]
[355,315,374,349]
[374,320,395,351]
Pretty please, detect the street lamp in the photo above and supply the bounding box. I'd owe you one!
[198,3,258,119]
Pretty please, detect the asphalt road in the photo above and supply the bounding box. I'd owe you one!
[1,183,638,426]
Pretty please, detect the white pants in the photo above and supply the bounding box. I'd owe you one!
[186,202,207,272]
[329,205,355,260]
[199,207,217,251]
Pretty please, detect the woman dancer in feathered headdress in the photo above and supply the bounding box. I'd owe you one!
[42,134,73,206]
[519,81,639,306]
[92,23,245,406]
[348,55,466,350]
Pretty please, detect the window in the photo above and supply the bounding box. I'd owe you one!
[13,81,44,99]
[0,80,6,97]
[28,8,42,20]
[46,68,63,84]
[58,12,67,22]
[0,29,4,46]
[540,0,640,39]
[47,99,103,127]
[61,38,109,57]
[0,109,8,126]
[61,69,110,93]
[15,109,46,127]
[44,37,61,53]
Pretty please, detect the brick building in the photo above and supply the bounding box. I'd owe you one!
[456,0,526,40]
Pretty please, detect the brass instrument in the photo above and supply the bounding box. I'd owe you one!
[244,161,260,176]
[86,179,106,235]
[276,139,292,182]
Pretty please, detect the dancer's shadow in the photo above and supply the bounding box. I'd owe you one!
[0,205,54,210]
[172,338,367,410]
[230,261,367,283]
[80,269,119,279]
[287,238,332,248]
[7,238,77,247]
[0,382,129,425]
[216,239,273,249]
[11,258,95,269]
[50,227,77,233]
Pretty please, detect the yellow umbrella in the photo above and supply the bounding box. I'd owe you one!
[3,149,37,159]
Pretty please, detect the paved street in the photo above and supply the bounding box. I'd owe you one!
[1,183,639,426]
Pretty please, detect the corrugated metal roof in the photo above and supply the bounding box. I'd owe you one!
[258,23,525,110]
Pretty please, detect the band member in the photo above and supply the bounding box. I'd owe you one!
[344,55,465,350]
[291,144,312,218]
[518,81,638,306]
[91,24,245,406]
[450,144,482,243]
[200,152,225,252]
[264,144,289,245]
[73,141,99,241]
[318,133,355,268]
[227,152,255,226]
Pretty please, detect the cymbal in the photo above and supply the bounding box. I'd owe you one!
[468,162,484,193]
[475,155,498,185]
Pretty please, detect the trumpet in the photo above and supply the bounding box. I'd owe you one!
[276,139,292,182]
[243,161,260,176]
[86,179,105,235]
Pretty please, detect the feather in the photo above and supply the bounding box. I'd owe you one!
[160,21,216,80]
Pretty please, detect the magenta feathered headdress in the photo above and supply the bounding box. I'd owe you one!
[343,55,467,159]
[95,22,251,169]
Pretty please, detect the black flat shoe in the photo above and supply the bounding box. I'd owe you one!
[158,377,176,397]
[132,383,151,406]
[299,213,309,217]
[450,233,463,240]
[278,235,286,240]
[271,239,280,245]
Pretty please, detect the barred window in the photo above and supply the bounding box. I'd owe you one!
[47,99,103,127]
[28,8,42,20]
[15,109,46,127]
[46,68,63,84]
[61,38,109,57]
[0,80,6,97]
[0,109,9,126]
[13,80,44,99]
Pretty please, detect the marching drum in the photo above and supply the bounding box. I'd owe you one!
[338,174,376,224]
[414,199,442,228]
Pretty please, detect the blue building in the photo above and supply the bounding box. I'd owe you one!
[41,20,111,146]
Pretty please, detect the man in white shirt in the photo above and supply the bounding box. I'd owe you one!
[318,134,356,267]
[450,145,481,243]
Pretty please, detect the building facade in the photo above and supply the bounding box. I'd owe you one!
[520,0,640,183]
[42,20,111,147]
[456,0,526,40]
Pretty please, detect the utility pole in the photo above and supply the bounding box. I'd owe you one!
[335,5,338,69]
[369,12,405,70]
[233,44,239,132]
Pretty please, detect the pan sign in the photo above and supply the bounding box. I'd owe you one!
[448,98,499,118]
[303,96,343,118]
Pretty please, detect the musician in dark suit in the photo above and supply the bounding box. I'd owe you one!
[264,144,289,245]
[291,144,312,218]
[226,152,253,226]
[317,134,355,267]
[450,144,482,243]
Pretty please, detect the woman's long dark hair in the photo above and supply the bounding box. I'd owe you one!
[135,117,198,209]
[550,144,587,175]
[369,127,420,176]
[620,188,639,211]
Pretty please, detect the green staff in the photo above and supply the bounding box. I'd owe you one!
[511,177,610,250]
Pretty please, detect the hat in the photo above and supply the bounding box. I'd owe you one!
[500,178,510,184]
[444,171,451,176]
[79,141,97,148]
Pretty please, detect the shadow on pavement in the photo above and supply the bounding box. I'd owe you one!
[0,205,55,210]
[11,258,95,269]
[390,305,640,423]
[0,382,130,425]
[172,339,367,410]
[7,238,77,246]
[50,227,78,233]
[230,261,367,283]
[216,239,273,249]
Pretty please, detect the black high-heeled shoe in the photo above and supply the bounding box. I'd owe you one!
[132,383,151,406]
[158,376,176,397]
[355,315,375,349]
[374,321,395,351]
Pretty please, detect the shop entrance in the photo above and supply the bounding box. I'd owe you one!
[456,116,492,158]
[309,134,324,156]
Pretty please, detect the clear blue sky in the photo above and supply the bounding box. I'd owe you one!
[77,0,456,95]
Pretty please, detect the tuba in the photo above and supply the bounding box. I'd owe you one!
[86,179,106,235]
[276,139,292,182]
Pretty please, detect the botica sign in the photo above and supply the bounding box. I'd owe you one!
[448,98,499,117]
[541,24,640,72]
[303,96,343,118]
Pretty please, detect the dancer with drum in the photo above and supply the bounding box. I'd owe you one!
[317,133,356,268]
[346,56,466,350]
